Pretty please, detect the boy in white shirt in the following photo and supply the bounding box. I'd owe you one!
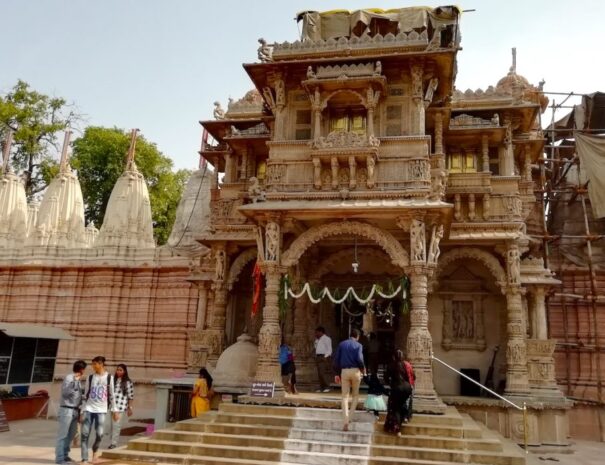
[80,356,114,464]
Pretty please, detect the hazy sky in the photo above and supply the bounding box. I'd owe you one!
[2,0,603,170]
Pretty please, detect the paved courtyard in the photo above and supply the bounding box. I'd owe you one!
[0,417,602,465]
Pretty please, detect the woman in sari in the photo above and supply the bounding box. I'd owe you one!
[190,367,213,417]
[383,350,414,436]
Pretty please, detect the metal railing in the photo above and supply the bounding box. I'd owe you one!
[431,355,529,454]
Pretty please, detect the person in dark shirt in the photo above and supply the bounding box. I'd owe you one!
[333,328,366,431]
[383,349,414,436]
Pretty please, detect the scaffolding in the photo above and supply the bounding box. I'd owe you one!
[537,91,605,405]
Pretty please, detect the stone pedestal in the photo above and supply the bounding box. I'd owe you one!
[527,339,566,401]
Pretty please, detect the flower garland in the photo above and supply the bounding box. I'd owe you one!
[284,276,410,311]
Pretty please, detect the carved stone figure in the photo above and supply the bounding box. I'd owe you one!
[424,77,439,107]
[275,79,286,107]
[215,249,226,281]
[366,156,376,188]
[257,38,273,62]
[265,222,280,261]
[491,113,500,126]
[213,101,225,120]
[374,61,382,75]
[410,219,425,262]
[307,66,316,79]
[508,247,521,285]
[248,177,266,203]
[428,224,444,264]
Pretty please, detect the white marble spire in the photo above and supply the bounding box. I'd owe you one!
[96,129,155,248]
[26,130,87,248]
[0,130,28,248]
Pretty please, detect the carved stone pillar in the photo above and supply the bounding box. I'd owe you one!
[311,87,323,141]
[482,194,490,220]
[481,134,490,173]
[195,284,209,330]
[331,157,339,189]
[313,158,321,189]
[530,286,548,340]
[468,194,476,221]
[504,243,530,396]
[225,152,235,183]
[211,166,219,189]
[291,278,315,385]
[240,148,248,181]
[205,243,228,366]
[502,119,515,176]
[504,285,529,395]
[411,63,425,135]
[206,281,227,367]
[434,112,443,154]
[407,265,446,413]
[255,262,285,394]
[454,194,462,221]
[348,156,357,189]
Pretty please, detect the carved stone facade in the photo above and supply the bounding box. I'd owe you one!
[192,5,568,446]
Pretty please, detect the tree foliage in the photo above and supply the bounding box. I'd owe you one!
[0,80,79,197]
[71,127,190,245]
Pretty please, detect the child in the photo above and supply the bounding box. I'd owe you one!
[364,374,387,418]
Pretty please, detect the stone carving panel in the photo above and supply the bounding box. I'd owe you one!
[442,296,486,351]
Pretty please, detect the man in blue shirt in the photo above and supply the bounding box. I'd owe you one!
[333,328,366,431]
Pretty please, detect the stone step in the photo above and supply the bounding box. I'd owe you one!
[372,431,503,452]
[102,447,472,465]
[221,402,464,426]
[372,419,482,439]
[154,426,503,454]
[215,411,376,432]
[116,438,482,465]
[101,447,308,465]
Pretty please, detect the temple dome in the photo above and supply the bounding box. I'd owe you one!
[212,333,258,393]
[96,161,155,248]
[496,68,531,94]
[0,171,28,248]
[26,167,87,248]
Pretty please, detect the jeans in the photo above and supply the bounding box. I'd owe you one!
[81,411,106,462]
[55,407,79,463]
[109,411,124,447]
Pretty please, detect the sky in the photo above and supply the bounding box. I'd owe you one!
[2,0,604,171]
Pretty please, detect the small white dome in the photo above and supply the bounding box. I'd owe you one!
[212,334,258,393]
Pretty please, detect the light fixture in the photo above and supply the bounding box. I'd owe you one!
[352,237,359,273]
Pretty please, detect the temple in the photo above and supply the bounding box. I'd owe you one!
[1,5,604,452]
[194,6,567,446]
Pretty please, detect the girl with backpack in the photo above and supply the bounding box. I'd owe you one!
[108,364,134,449]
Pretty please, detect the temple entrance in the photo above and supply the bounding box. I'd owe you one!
[333,297,410,374]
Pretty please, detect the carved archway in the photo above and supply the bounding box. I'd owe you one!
[313,247,401,280]
[226,248,258,290]
[281,221,409,270]
[323,89,366,108]
[432,247,506,293]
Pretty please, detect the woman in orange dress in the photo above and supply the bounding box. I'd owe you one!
[190,368,213,417]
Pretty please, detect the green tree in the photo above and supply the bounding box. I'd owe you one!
[71,127,190,245]
[0,80,79,197]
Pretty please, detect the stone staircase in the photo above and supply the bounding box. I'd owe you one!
[102,402,529,465]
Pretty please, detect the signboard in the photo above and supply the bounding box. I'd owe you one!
[250,381,275,398]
